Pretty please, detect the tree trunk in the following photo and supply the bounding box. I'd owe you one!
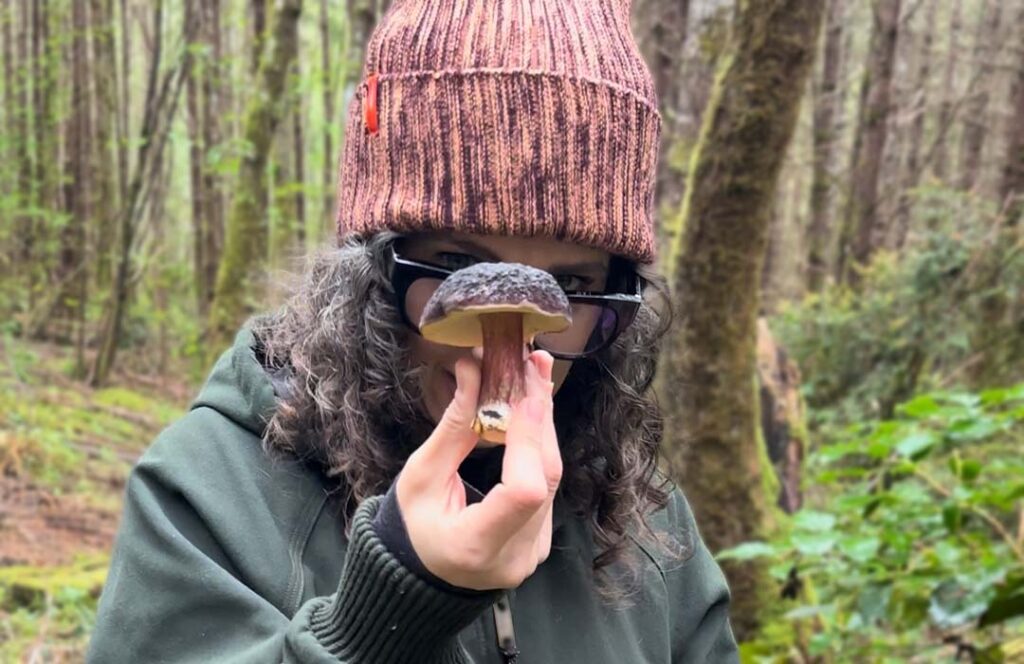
[932,0,962,181]
[91,0,120,287]
[29,0,56,309]
[806,0,845,292]
[893,0,936,249]
[118,0,130,196]
[632,0,691,263]
[998,4,1024,223]
[836,0,902,286]
[292,92,306,248]
[320,0,334,235]
[1,0,13,269]
[957,0,1002,193]
[207,0,303,351]
[186,0,207,315]
[89,0,195,386]
[13,0,34,303]
[201,0,224,314]
[659,0,824,639]
[52,0,93,351]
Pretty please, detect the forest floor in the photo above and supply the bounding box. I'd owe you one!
[0,337,190,662]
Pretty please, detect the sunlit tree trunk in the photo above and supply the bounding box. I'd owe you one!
[659,0,824,639]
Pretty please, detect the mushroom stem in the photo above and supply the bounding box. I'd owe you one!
[474,311,527,443]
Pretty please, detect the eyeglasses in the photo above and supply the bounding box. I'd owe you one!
[386,244,645,360]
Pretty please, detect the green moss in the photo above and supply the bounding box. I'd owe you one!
[0,555,108,611]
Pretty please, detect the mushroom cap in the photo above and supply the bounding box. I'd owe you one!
[419,262,573,347]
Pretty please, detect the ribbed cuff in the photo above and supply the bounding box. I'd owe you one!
[372,476,494,597]
[310,495,499,663]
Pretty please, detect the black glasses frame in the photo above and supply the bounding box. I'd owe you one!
[385,244,646,360]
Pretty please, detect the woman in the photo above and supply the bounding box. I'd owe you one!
[88,0,739,661]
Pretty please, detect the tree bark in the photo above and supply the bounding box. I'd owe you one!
[806,0,845,292]
[957,0,1002,193]
[201,0,224,314]
[186,0,207,315]
[292,98,307,247]
[659,0,824,639]
[52,0,94,350]
[632,0,691,260]
[836,0,902,286]
[893,0,936,249]
[998,4,1024,223]
[207,0,304,351]
[932,0,962,181]
[320,0,334,235]
[91,0,120,286]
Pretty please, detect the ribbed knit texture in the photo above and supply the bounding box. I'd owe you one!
[335,0,662,265]
[310,495,499,663]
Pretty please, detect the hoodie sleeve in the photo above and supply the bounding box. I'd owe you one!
[662,487,740,663]
[87,434,498,663]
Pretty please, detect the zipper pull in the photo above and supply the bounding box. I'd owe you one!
[493,591,519,663]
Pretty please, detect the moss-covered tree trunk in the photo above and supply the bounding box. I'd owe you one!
[658,0,824,639]
[207,0,303,352]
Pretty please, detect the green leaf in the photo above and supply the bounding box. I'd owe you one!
[793,510,837,532]
[959,459,983,484]
[942,503,962,533]
[792,532,838,556]
[895,432,938,459]
[899,395,940,418]
[715,541,777,561]
[979,572,1024,628]
[838,535,881,563]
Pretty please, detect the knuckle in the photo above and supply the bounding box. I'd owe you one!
[508,483,547,511]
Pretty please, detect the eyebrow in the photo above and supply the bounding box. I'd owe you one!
[443,237,609,274]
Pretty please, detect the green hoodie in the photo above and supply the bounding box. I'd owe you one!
[87,328,738,663]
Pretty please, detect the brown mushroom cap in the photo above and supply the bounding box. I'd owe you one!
[418,262,573,345]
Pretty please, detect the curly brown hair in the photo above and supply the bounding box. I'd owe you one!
[249,230,677,601]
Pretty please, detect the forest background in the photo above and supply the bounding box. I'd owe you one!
[0,0,1022,661]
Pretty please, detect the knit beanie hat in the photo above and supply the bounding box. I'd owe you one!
[334,0,661,265]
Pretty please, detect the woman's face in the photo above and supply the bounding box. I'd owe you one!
[400,231,611,440]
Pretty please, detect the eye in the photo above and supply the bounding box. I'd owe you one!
[434,252,480,271]
[555,274,592,293]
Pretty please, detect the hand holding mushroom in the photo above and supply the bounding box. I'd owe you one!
[393,262,568,590]
[418,263,573,443]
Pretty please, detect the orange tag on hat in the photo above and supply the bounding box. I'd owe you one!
[364,74,378,134]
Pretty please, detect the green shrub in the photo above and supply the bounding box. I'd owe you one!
[724,384,1024,662]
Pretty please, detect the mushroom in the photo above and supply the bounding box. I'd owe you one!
[418,262,573,443]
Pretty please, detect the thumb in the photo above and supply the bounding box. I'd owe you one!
[414,357,482,478]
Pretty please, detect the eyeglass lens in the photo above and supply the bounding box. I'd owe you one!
[404,277,619,357]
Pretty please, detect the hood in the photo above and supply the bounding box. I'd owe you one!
[190,327,277,436]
